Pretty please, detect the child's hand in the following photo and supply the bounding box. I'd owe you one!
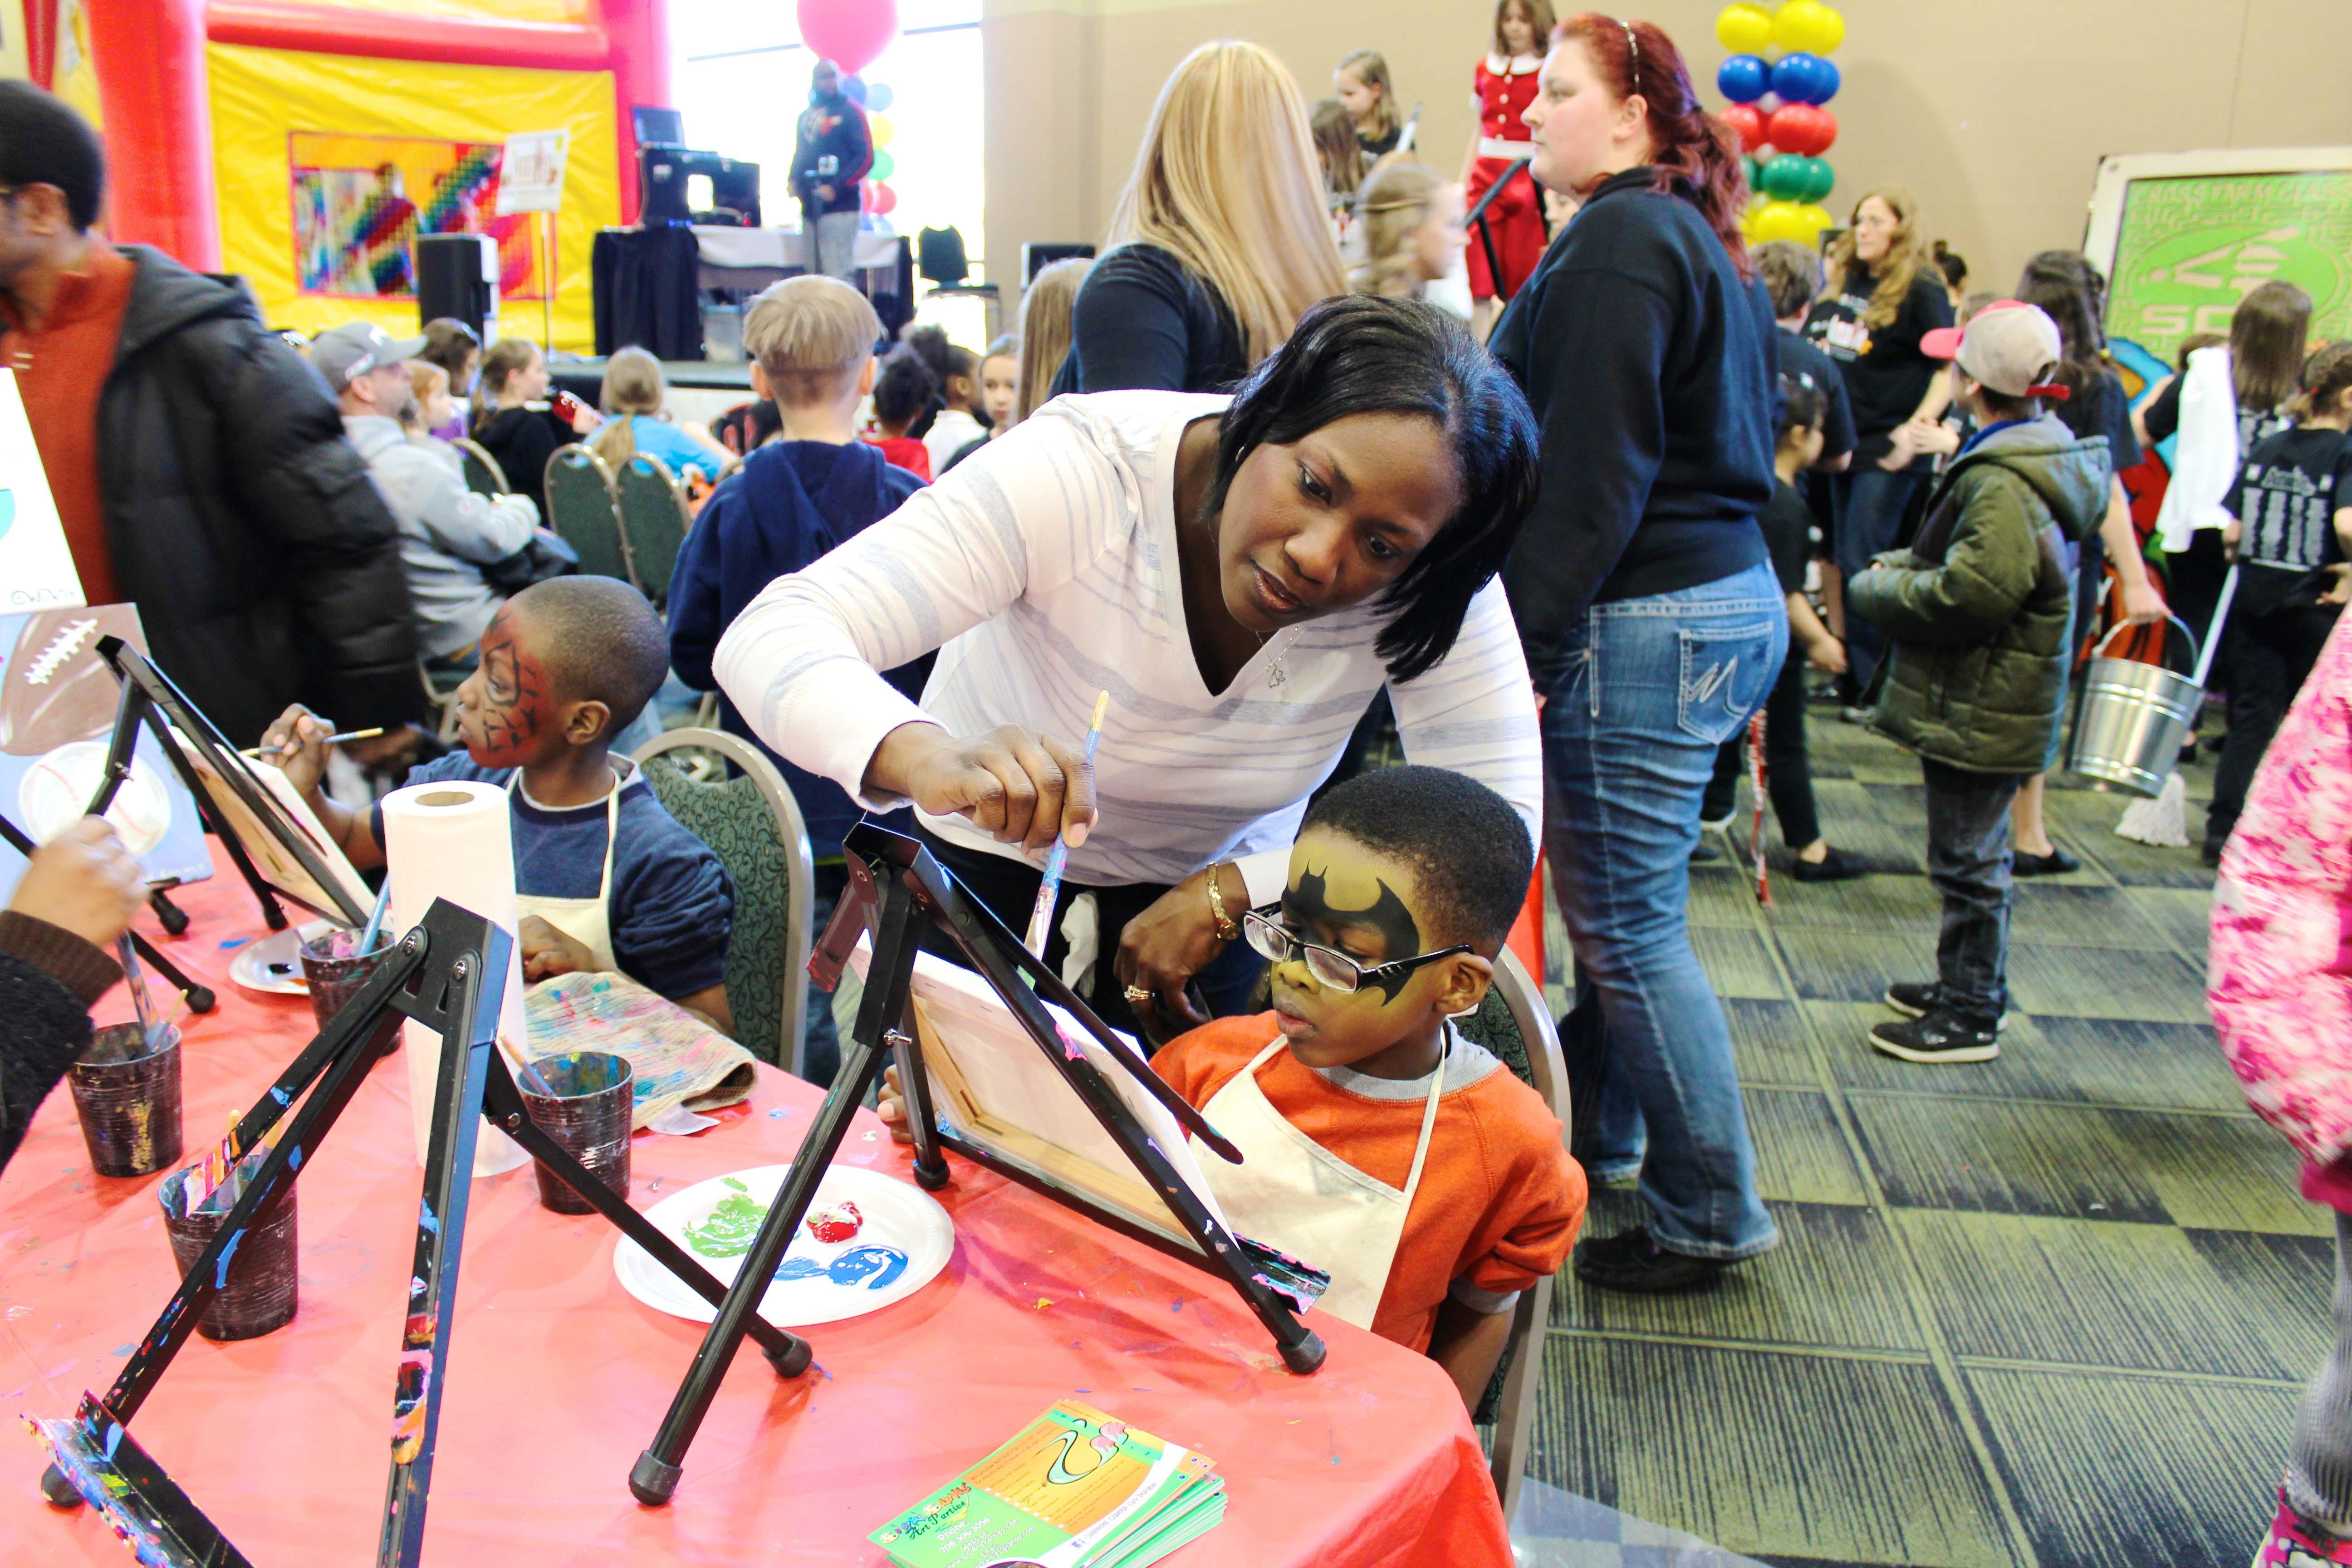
[1876,424,1917,470]
[1904,417,1960,458]
[876,1064,915,1145]
[1807,635,1848,676]
[7,816,146,950]
[256,704,333,799]
[2323,564,2352,608]
[519,915,598,981]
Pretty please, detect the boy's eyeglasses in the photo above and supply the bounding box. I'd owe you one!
[1241,907,1471,996]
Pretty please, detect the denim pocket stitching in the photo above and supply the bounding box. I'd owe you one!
[1676,621,1776,744]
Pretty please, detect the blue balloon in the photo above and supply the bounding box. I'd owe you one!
[1769,52,1823,104]
[864,82,894,113]
[1810,57,1840,104]
[1715,54,1769,104]
[842,74,869,104]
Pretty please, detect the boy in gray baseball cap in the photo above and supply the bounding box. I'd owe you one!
[1846,301,2113,1065]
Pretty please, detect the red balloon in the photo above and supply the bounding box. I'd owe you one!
[1767,103,1836,156]
[867,181,898,217]
[798,0,899,77]
[1720,103,1767,155]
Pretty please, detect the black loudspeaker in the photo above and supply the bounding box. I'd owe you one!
[1021,243,1095,286]
[416,233,499,340]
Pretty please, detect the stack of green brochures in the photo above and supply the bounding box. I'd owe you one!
[869,1399,1226,1568]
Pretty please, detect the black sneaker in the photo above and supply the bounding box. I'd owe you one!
[1883,981,2011,1030]
[1869,1009,2001,1063]
[1690,840,1724,863]
[1792,845,1870,882]
[1572,1226,1728,1294]
[2011,848,2081,877]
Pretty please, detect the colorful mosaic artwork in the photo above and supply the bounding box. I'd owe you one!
[288,132,550,300]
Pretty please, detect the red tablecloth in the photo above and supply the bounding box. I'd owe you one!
[1,848,1510,1565]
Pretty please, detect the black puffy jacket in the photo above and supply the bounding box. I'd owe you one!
[100,248,421,743]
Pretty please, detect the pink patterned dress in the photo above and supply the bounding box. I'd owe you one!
[2210,611,2352,1211]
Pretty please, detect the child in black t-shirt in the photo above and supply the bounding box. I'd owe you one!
[1701,374,1869,882]
[2207,343,2352,858]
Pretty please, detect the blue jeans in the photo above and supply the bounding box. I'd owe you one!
[1834,466,1930,692]
[1543,561,1786,1260]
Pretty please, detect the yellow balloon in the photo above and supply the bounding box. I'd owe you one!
[1773,0,1844,54]
[869,114,894,149]
[1752,199,1808,244]
[1795,202,1834,237]
[1714,2,1773,54]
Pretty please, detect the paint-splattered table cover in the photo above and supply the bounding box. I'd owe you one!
[0,843,1512,1566]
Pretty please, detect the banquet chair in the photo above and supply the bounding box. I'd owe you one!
[455,437,509,497]
[632,726,815,1075]
[543,446,635,584]
[416,657,465,742]
[615,452,693,608]
[1452,945,1569,1524]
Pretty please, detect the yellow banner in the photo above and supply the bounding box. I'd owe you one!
[208,42,617,353]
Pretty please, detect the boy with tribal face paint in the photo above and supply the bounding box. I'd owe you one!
[881,766,1584,1410]
[258,579,737,1029]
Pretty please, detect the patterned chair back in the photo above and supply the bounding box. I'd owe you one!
[615,453,693,608]
[543,446,633,584]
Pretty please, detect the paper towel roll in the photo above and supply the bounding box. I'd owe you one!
[381,780,531,1176]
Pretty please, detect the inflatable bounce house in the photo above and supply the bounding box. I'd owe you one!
[20,0,670,352]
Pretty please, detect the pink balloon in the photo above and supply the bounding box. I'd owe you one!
[798,0,898,77]
[867,181,898,217]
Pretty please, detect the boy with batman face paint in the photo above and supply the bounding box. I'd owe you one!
[881,766,1584,1409]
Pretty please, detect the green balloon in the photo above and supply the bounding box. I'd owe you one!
[1744,156,1762,192]
[1760,154,1806,201]
[1803,156,1835,204]
[871,151,897,181]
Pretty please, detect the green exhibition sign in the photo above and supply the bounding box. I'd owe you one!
[2105,169,2352,365]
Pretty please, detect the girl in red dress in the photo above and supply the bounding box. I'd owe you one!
[1460,0,1555,333]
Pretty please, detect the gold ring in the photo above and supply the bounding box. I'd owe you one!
[1123,985,1153,1004]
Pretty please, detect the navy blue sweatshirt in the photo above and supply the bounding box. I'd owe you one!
[1491,167,1776,674]
[666,439,929,857]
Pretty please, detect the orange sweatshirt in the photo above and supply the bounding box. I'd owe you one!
[1153,1013,1587,1352]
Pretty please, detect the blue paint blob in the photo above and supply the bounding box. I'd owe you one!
[214,1231,245,1288]
[772,1245,910,1289]
[419,1202,439,1234]
[287,1146,303,1171]
[270,1087,290,1106]
[103,1422,122,1460]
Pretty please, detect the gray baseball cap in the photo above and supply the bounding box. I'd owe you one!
[311,321,431,392]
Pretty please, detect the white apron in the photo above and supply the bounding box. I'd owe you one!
[1189,1033,1446,1329]
[508,769,621,973]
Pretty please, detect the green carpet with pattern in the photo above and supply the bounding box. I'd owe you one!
[1528,706,2318,1568]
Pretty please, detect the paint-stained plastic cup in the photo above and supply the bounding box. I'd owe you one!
[160,1173,299,1341]
[69,1023,183,1178]
[519,1050,634,1215]
[298,926,397,1055]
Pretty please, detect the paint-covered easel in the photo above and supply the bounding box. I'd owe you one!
[625,821,1329,1508]
[29,898,815,1567]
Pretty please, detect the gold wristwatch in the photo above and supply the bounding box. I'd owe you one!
[1204,863,1240,941]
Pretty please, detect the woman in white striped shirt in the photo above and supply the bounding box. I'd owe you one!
[716,296,1542,1040]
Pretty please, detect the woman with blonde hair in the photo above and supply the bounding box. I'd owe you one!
[588,345,732,482]
[1801,185,1955,700]
[1054,41,1348,395]
[1016,256,1090,422]
[1350,162,1461,304]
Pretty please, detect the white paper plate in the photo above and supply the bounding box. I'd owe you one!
[613,1163,954,1327]
[228,920,335,996]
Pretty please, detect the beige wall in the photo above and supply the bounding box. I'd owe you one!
[982,0,2352,303]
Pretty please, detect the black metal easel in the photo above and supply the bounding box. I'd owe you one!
[625,822,1326,1507]
[85,636,370,932]
[1466,155,1536,298]
[32,897,813,1567]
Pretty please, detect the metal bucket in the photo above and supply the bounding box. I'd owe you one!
[2067,616,2202,798]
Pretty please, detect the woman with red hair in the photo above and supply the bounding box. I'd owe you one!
[1492,14,1783,1293]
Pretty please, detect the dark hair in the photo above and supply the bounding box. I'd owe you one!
[509,577,670,739]
[872,347,937,426]
[902,322,976,385]
[2233,280,2313,413]
[1775,371,1826,444]
[2290,341,2352,424]
[1300,764,1534,947]
[1204,294,1539,683]
[2175,331,2226,372]
[1931,239,1968,291]
[1494,0,1559,55]
[2014,250,2110,392]
[1555,14,1753,279]
[0,81,105,230]
[419,318,481,382]
[1753,240,1823,319]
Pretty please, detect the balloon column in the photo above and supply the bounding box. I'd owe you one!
[1711,1,1846,245]
[842,73,900,217]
